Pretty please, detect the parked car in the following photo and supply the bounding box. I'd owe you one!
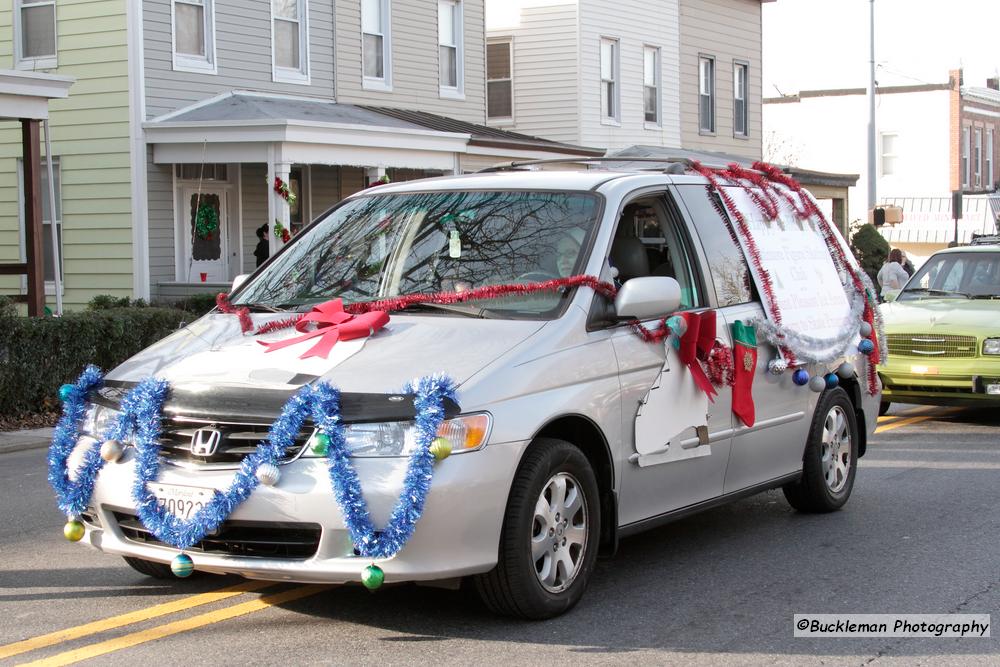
[879,243,1000,413]
[61,165,879,619]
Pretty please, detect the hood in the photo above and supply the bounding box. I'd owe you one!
[882,298,1000,338]
[107,313,547,397]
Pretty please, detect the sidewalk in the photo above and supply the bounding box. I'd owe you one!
[0,427,54,455]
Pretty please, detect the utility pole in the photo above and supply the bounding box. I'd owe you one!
[867,0,877,212]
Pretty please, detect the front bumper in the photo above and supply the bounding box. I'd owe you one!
[879,355,1000,406]
[76,439,526,584]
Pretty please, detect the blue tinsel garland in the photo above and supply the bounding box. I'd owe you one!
[49,369,457,557]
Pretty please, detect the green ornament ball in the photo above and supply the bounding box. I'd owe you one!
[63,519,85,542]
[311,432,331,457]
[361,564,384,591]
[58,383,74,402]
[171,553,195,578]
[429,437,452,461]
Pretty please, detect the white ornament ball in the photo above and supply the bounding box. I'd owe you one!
[767,358,787,375]
[859,321,873,337]
[808,375,827,393]
[836,362,855,379]
[100,439,125,463]
[256,463,281,487]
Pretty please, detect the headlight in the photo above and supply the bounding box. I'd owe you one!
[303,414,491,458]
[81,404,121,437]
[984,338,1000,355]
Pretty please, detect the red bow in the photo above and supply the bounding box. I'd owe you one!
[679,311,718,401]
[259,299,389,359]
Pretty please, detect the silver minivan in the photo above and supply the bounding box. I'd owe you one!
[65,165,880,619]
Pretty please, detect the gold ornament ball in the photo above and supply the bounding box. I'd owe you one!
[429,437,452,461]
[64,519,85,542]
[100,439,125,463]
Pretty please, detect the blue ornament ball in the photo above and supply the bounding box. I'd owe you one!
[824,373,839,388]
[792,369,810,386]
[859,339,875,355]
[171,553,194,578]
[58,383,74,402]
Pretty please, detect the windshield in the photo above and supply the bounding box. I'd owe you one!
[898,252,1000,300]
[234,190,601,318]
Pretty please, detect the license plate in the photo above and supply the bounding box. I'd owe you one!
[149,483,212,520]
[910,365,939,375]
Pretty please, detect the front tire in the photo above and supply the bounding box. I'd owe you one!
[474,438,600,619]
[123,556,184,579]
[783,387,859,513]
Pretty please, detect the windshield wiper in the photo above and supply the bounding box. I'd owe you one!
[902,288,970,299]
[969,294,1000,299]
[400,302,489,318]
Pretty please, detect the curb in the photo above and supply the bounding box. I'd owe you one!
[0,439,51,455]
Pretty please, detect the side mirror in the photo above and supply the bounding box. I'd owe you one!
[615,277,682,321]
[882,289,899,303]
[231,274,250,293]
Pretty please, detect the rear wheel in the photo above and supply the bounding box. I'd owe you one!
[878,401,890,416]
[474,438,600,619]
[123,556,184,579]
[783,387,859,513]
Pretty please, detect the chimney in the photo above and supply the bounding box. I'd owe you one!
[988,77,1000,91]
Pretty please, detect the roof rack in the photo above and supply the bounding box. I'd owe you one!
[475,155,734,174]
[970,233,1000,246]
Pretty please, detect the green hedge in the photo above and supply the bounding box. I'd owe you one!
[850,223,890,287]
[0,298,191,418]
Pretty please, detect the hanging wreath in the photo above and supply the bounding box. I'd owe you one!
[194,203,219,240]
[273,219,291,244]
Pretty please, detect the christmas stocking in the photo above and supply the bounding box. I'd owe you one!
[730,320,757,427]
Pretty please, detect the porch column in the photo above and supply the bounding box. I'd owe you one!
[269,159,292,257]
[365,166,386,186]
[22,119,44,317]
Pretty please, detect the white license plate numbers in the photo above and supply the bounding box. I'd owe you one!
[149,483,212,520]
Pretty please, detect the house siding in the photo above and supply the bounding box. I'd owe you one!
[0,0,133,309]
[578,0,681,151]
[678,0,762,159]
[146,154,175,289]
[143,0,335,119]
[486,3,581,145]
[335,0,486,124]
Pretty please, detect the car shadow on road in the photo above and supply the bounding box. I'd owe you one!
[269,490,996,659]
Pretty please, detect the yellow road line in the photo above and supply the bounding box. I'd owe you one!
[0,580,271,661]
[24,585,328,667]
[875,414,935,433]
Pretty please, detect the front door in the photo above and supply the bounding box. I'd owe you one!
[182,187,229,284]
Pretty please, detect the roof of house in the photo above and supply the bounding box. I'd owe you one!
[962,86,1000,106]
[607,145,860,188]
[149,91,603,157]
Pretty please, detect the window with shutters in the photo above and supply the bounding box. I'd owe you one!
[487,39,513,121]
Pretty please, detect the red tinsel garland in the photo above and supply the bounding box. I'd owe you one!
[215,293,252,333]
[706,343,735,388]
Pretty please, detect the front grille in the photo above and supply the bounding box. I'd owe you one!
[886,333,978,358]
[113,511,321,559]
[158,417,314,467]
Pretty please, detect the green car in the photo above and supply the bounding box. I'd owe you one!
[879,244,1000,412]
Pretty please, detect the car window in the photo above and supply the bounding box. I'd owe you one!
[901,252,1000,299]
[234,190,601,318]
[608,196,701,310]
[674,184,754,307]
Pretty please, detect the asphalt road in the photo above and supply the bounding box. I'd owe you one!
[1,404,997,666]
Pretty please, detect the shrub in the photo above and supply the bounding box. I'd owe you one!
[850,223,889,286]
[170,292,219,316]
[0,301,189,418]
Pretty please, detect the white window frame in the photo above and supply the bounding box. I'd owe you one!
[974,127,982,188]
[14,0,58,70]
[962,126,970,188]
[361,0,392,91]
[643,45,661,128]
[880,132,898,176]
[600,37,620,125]
[438,0,464,99]
[987,128,994,189]
[486,37,514,123]
[270,0,310,85]
[171,0,217,74]
[16,156,63,293]
[733,60,749,138]
[698,54,715,134]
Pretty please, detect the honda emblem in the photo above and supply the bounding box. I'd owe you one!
[190,428,221,457]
